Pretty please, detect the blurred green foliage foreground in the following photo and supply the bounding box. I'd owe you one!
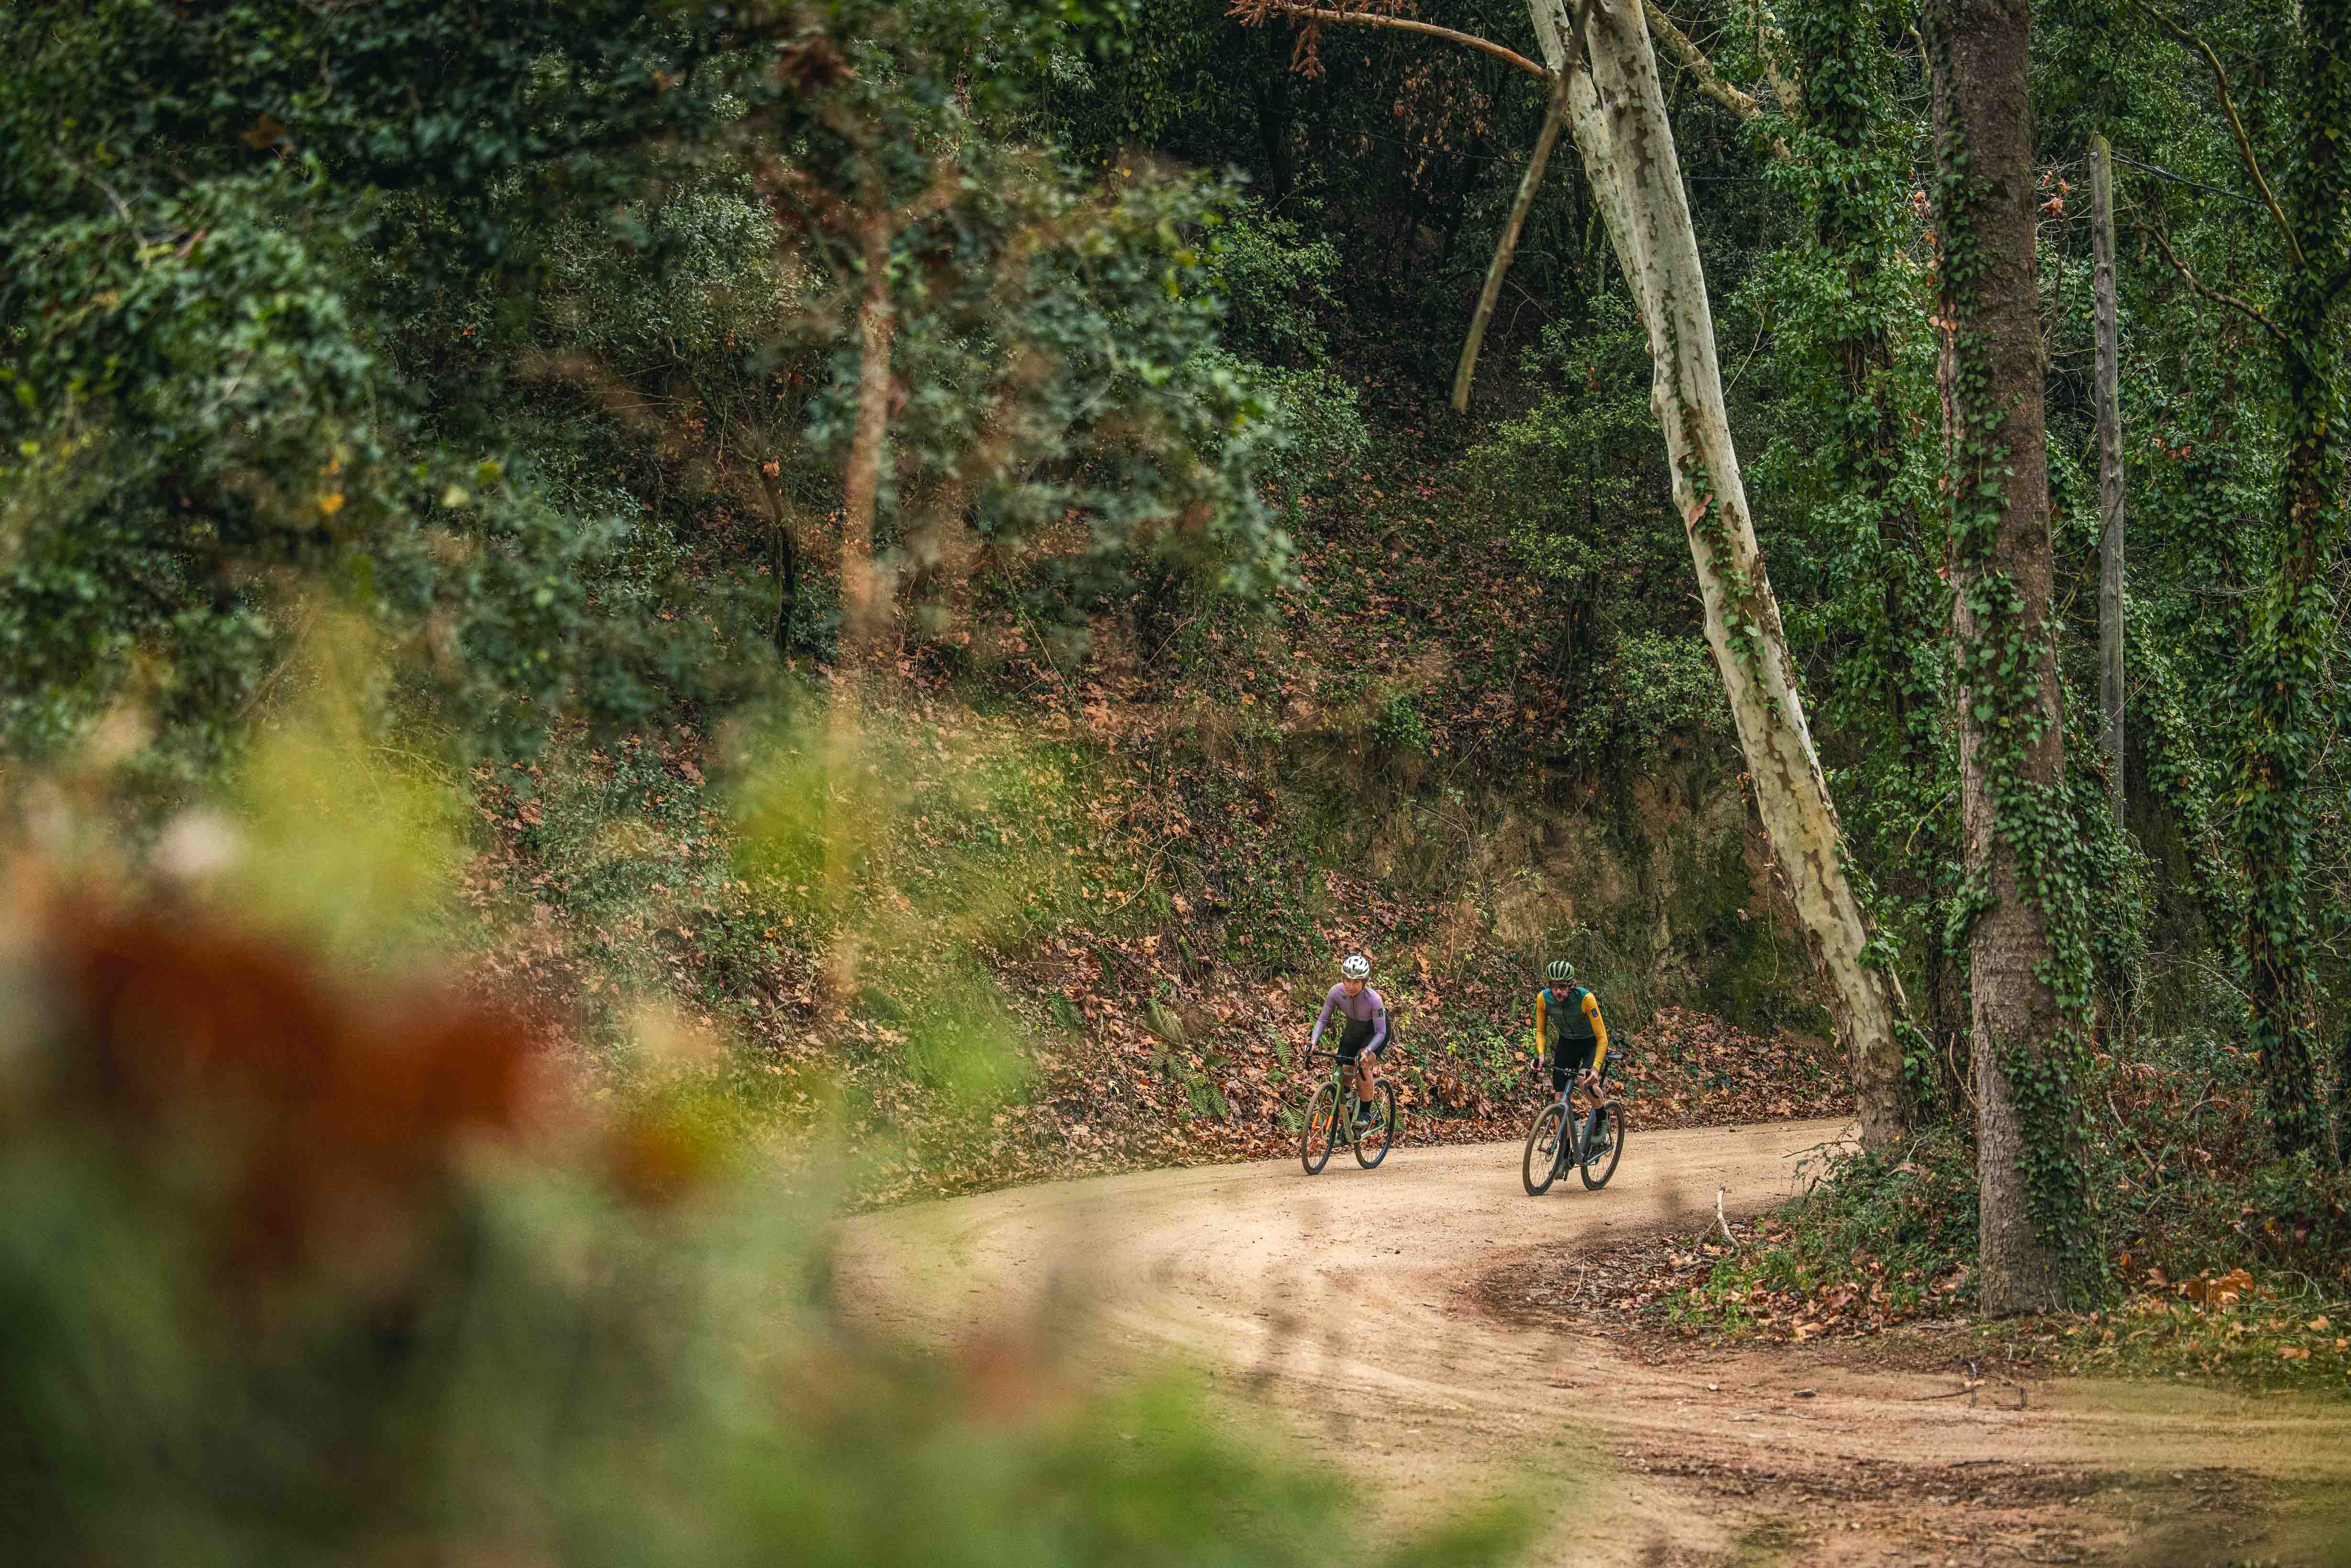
[0,869,1517,1566]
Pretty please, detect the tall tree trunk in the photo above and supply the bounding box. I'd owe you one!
[1925,0,2092,1311]
[2235,0,2351,1162]
[2090,134,2126,831]
[1526,0,1913,1149]
[2239,350,2333,1160]
[840,205,896,675]
[820,194,899,1011]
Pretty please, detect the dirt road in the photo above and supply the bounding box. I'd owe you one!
[835,1120,2351,1566]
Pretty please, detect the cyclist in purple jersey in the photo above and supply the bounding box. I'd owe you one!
[1311,954,1389,1126]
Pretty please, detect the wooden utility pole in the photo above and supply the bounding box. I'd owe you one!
[2090,134,2125,827]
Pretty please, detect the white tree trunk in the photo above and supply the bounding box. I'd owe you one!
[1529,0,1912,1148]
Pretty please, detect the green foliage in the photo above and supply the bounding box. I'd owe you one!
[1478,294,1666,598]
[1197,350,1370,509]
[1731,0,1965,1115]
[1672,1129,1983,1326]
[0,0,742,772]
[1465,293,1723,766]
[1671,1023,2351,1358]
[2215,0,2351,1160]
[0,0,1314,774]
[1603,632,1731,758]
[0,891,1520,1567]
[1372,690,1435,758]
[1202,205,1347,369]
[1183,200,1354,455]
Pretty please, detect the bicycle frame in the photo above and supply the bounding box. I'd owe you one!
[1307,1047,1371,1119]
[1299,1046,1395,1173]
[1543,1065,1610,1173]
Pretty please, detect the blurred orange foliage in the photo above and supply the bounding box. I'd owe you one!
[46,906,534,1273]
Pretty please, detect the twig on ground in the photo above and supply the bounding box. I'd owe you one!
[1715,1187,1739,1250]
[2266,1270,2351,1315]
[1911,1380,1985,1402]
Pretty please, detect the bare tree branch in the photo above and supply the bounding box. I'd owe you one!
[2143,219,2289,349]
[1234,0,1551,78]
[1245,0,1789,161]
[2133,0,2303,269]
[1642,2,1758,118]
[1641,0,1790,159]
[1455,71,1571,410]
[1747,0,1804,117]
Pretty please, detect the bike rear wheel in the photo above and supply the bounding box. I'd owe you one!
[1579,1101,1624,1190]
[1353,1081,1396,1168]
[1522,1103,1567,1195]
[1301,1082,1341,1174]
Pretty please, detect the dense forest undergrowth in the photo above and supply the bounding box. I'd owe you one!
[461,386,1846,1204]
[6,0,2351,1367]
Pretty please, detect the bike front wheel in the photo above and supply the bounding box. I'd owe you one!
[1522,1103,1567,1195]
[1579,1101,1624,1190]
[1353,1081,1396,1168]
[1301,1082,1341,1175]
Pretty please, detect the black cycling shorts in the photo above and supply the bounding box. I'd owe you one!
[1549,1039,1599,1092]
[1336,1016,1388,1061]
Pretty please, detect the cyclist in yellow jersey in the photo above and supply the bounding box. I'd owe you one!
[1532,959,1612,1154]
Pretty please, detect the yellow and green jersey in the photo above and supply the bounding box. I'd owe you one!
[1533,985,1608,1073]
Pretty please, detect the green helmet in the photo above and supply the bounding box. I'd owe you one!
[1546,959,1573,983]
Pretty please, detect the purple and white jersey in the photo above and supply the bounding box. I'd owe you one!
[1310,983,1387,1051]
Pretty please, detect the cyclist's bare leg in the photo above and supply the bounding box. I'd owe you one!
[1570,1071,1611,1148]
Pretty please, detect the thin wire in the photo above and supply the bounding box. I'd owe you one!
[2109,150,2262,208]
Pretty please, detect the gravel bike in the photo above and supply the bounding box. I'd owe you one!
[1298,1047,1396,1173]
[1521,1059,1623,1194]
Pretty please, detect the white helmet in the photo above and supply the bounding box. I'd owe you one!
[1339,954,1370,981]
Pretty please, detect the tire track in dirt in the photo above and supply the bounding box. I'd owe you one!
[834,1119,2351,1565]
